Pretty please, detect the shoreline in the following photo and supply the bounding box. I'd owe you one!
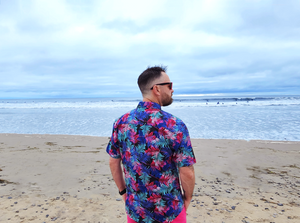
[1,134,300,222]
[1,132,299,142]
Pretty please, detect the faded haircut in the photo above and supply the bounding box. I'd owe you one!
[137,65,167,95]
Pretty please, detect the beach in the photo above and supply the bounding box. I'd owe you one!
[0,134,299,223]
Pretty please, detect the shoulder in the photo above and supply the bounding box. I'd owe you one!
[160,110,185,125]
[114,108,136,125]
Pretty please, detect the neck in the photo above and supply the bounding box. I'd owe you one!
[143,97,161,105]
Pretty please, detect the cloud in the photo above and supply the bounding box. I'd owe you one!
[0,0,300,98]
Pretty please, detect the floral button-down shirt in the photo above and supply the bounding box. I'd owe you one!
[106,101,196,223]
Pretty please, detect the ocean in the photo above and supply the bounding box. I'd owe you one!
[0,95,299,141]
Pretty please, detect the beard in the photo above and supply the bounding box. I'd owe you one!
[162,93,173,107]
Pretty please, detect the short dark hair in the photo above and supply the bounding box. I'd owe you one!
[138,65,167,95]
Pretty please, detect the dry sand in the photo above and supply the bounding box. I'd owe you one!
[0,134,299,223]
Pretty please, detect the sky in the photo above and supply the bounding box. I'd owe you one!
[0,0,300,99]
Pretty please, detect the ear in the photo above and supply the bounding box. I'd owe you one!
[152,85,161,96]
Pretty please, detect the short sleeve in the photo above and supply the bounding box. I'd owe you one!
[106,120,121,159]
[174,122,196,167]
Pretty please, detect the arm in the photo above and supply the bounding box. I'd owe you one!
[109,156,126,201]
[179,165,195,210]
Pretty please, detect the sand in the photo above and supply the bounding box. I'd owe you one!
[0,133,299,223]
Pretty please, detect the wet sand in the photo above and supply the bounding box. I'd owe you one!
[0,134,299,222]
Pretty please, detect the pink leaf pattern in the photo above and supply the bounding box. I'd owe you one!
[107,102,196,223]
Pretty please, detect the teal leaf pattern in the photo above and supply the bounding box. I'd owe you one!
[107,101,196,223]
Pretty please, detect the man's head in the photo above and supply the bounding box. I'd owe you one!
[138,65,174,106]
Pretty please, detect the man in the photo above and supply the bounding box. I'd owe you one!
[106,66,196,223]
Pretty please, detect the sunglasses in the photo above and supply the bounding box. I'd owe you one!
[150,82,173,90]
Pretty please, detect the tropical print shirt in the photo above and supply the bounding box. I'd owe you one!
[106,101,196,223]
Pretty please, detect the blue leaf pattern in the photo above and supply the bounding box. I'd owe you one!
[107,102,196,223]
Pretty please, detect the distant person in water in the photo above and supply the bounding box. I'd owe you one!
[106,65,196,223]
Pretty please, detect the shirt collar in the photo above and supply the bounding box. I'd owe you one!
[138,101,161,110]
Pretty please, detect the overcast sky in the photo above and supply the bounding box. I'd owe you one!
[1,0,300,99]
